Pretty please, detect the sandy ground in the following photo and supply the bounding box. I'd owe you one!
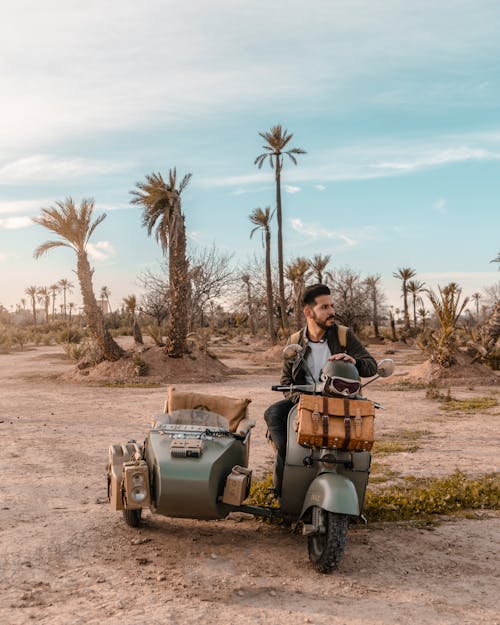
[1,340,499,625]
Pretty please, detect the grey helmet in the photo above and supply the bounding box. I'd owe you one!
[320,360,361,397]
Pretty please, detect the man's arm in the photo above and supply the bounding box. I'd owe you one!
[346,330,378,378]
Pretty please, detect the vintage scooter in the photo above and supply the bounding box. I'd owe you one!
[107,347,394,573]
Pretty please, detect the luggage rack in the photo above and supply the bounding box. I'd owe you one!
[154,423,234,439]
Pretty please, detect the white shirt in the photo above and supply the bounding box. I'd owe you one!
[304,339,331,384]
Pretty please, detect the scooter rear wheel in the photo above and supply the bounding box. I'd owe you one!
[307,508,348,573]
[122,508,142,527]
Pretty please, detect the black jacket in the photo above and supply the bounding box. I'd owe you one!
[280,324,378,402]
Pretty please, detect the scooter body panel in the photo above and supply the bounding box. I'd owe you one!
[300,472,360,518]
[145,429,248,520]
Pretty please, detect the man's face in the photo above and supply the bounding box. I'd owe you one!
[306,294,335,330]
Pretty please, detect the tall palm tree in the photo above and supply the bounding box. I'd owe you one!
[286,257,311,331]
[310,254,331,284]
[250,206,276,343]
[130,168,191,357]
[241,274,256,335]
[100,286,112,314]
[407,279,426,329]
[68,302,75,325]
[37,287,51,323]
[25,285,38,324]
[417,306,429,328]
[392,267,417,330]
[365,274,382,338]
[471,292,482,318]
[123,294,143,345]
[255,125,306,334]
[33,197,124,361]
[58,278,74,319]
[49,284,60,320]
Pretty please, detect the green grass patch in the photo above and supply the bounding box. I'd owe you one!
[373,430,429,456]
[439,397,498,412]
[365,471,500,522]
[387,380,428,391]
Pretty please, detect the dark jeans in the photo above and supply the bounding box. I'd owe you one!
[264,399,294,493]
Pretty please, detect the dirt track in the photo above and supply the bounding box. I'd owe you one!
[1,342,499,625]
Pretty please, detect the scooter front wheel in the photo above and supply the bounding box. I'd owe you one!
[307,508,348,573]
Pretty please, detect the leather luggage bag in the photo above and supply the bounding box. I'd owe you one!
[297,394,375,451]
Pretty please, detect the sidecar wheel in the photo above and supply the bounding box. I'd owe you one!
[122,508,142,527]
[307,509,348,573]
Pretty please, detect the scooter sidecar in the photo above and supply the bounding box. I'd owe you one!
[107,389,254,526]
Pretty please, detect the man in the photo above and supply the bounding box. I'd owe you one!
[264,283,377,494]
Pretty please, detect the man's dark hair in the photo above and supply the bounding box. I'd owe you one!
[302,283,331,307]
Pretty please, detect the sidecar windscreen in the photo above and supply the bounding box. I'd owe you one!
[153,408,229,429]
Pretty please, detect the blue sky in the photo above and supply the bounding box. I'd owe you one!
[1,0,499,312]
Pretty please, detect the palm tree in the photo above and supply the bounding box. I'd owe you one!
[407,279,426,329]
[426,283,469,367]
[286,257,311,331]
[123,294,143,345]
[249,206,276,343]
[310,254,331,284]
[130,168,191,357]
[37,287,51,323]
[33,197,124,361]
[481,254,500,352]
[58,278,74,319]
[417,306,429,328]
[392,267,417,330]
[25,286,38,324]
[365,275,382,338]
[255,125,306,334]
[241,274,256,335]
[68,302,75,325]
[100,286,112,314]
[49,284,60,320]
[471,292,482,318]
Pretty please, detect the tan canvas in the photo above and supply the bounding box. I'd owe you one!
[165,386,251,432]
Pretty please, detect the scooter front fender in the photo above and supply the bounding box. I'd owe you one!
[300,472,359,519]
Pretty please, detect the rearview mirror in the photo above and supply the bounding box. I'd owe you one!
[377,358,395,378]
[283,343,304,361]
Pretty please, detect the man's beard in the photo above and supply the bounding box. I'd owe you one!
[312,312,335,331]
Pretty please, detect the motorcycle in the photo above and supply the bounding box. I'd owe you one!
[107,346,394,573]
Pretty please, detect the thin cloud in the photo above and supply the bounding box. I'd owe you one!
[0,155,130,185]
[290,218,356,246]
[284,185,301,194]
[0,199,50,215]
[314,184,327,191]
[86,241,116,260]
[434,198,447,215]
[0,216,34,230]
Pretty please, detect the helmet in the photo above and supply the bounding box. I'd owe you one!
[320,360,361,397]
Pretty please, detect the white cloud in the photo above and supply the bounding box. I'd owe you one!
[290,218,356,246]
[284,185,301,194]
[0,155,129,185]
[434,198,447,215]
[0,199,51,215]
[314,184,327,191]
[187,230,203,242]
[86,241,116,260]
[0,217,34,230]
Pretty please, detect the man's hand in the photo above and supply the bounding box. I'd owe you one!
[328,353,356,365]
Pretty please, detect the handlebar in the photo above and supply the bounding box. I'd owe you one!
[271,384,383,408]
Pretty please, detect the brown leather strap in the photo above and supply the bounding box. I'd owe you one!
[321,397,329,447]
[342,398,351,450]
